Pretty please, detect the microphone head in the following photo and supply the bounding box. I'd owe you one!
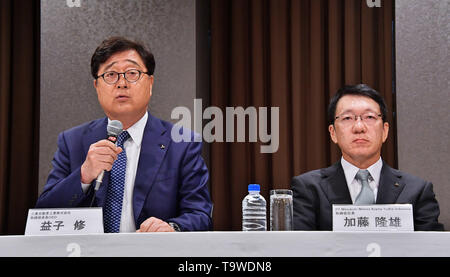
[107,120,123,136]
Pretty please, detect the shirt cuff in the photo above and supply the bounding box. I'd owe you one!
[81,182,91,193]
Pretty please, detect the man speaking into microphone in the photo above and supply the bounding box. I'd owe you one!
[36,37,212,233]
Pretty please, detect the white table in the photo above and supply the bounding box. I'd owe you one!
[1,231,449,257]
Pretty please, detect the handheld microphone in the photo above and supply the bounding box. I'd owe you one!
[94,120,123,191]
[90,120,123,207]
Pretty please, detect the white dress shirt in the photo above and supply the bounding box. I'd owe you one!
[340,156,383,204]
[82,111,148,232]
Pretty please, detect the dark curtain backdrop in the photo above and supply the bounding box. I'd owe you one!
[210,0,396,231]
[0,0,40,235]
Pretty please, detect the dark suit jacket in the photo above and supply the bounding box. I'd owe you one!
[36,113,212,231]
[291,161,444,231]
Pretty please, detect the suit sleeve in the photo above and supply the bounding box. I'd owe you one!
[291,176,318,230]
[413,181,445,231]
[167,139,213,231]
[35,131,91,208]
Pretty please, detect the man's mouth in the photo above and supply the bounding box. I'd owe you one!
[115,95,130,100]
[353,138,369,143]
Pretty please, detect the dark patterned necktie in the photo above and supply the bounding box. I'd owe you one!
[104,131,130,233]
[354,169,375,205]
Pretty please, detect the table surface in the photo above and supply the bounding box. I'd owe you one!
[1,231,449,257]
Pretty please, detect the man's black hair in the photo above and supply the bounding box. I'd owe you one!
[328,84,388,125]
[91,36,155,79]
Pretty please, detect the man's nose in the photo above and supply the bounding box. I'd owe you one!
[116,73,128,88]
[352,117,366,132]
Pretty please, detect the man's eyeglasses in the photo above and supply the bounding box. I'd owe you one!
[335,113,382,126]
[96,69,150,85]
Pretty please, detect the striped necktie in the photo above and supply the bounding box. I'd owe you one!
[104,131,130,233]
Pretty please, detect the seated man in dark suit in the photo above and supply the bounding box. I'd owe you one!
[291,84,444,231]
[36,37,212,233]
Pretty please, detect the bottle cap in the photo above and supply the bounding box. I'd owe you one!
[248,184,260,192]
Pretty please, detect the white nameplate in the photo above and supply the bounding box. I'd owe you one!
[25,208,104,235]
[332,204,414,232]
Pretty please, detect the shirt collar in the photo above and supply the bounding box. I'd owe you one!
[107,111,148,147]
[341,156,383,186]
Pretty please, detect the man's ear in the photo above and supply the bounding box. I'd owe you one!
[149,75,154,85]
[329,124,338,144]
[148,75,154,96]
[382,122,389,143]
[93,79,98,89]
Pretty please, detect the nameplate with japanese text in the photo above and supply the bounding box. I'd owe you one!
[332,204,414,232]
[25,208,104,235]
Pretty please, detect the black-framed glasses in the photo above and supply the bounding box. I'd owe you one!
[335,113,382,126]
[96,69,150,85]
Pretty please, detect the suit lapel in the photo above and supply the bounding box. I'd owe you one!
[133,113,171,222]
[320,160,405,205]
[82,117,108,153]
[320,161,353,205]
[82,117,110,206]
[376,162,405,204]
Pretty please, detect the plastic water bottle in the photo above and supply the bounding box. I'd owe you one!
[242,184,267,231]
